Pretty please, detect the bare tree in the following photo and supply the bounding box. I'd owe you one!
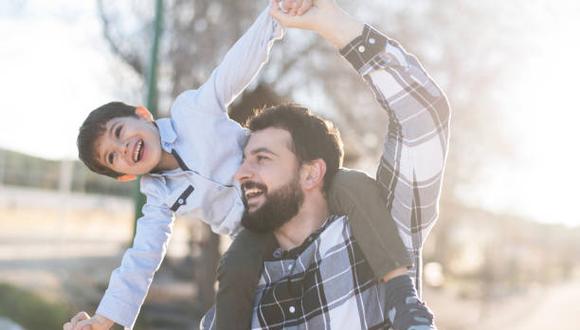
[95,0,531,323]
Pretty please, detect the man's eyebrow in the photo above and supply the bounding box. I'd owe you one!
[249,147,277,156]
[243,147,277,159]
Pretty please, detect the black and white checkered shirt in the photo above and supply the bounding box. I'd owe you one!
[203,215,394,329]
[202,24,449,329]
[339,24,450,293]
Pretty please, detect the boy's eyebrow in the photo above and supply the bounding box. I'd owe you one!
[109,122,119,139]
[98,122,117,165]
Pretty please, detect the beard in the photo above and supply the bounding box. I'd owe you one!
[241,175,304,233]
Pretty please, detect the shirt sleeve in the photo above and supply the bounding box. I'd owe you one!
[95,178,174,329]
[339,25,451,290]
[173,4,283,118]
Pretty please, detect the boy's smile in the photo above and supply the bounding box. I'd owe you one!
[95,115,163,177]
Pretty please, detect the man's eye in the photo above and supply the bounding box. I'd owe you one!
[108,153,115,164]
[115,126,122,138]
[257,155,269,162]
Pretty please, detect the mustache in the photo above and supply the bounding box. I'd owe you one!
[241,181,268,193]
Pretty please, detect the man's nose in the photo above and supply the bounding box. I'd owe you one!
[235,161,254,183]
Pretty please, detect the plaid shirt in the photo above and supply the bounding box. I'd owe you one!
[339,25,450,293]
[203,215,394,329]
[202,24,449,329]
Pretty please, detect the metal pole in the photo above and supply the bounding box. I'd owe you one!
[133,0,163,238]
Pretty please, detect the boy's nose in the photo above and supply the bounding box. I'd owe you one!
[115,140,130,156]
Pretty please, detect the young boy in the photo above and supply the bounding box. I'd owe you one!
[64,2,427,330]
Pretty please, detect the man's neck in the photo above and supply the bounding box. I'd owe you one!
[274,193,329,251]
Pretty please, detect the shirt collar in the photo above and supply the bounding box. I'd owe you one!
[155,118,177,153]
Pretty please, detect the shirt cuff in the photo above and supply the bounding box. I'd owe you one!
[96,294,140,329]
[339,24,388,72]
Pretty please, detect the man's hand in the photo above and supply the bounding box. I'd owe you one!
[63,312,114,330]
[270,0,363,49]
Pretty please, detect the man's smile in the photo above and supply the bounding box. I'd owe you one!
[242,182,268,207]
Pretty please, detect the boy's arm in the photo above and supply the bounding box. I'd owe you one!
[328,169,412,278]
[66,180,175,330]
[95,203,174,329]
[180,3,284,117]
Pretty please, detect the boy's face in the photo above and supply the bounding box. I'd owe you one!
[94,115,163,176]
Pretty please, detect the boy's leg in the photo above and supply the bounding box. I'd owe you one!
[215,229,277,330]
[328,168,435,329]
[328,168,412,276]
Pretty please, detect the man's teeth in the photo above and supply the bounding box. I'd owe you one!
[133,140,143,162]
[245,188,263,199]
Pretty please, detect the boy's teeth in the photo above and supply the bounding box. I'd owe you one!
[133,140,143,162]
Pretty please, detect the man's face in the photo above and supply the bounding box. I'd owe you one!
[235,128,304,232]
[94,116,163,176]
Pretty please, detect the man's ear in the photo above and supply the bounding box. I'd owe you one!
[135,106,154,122]
[116,174,137,182]
[301,159,327,191]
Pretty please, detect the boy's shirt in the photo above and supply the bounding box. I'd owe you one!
[96,7,283,329]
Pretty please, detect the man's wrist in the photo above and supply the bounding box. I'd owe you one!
[316,8,364,49]
[339,25,388,72]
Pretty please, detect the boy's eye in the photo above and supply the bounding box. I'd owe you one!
[107,153,115,165]
[115,126,122,138]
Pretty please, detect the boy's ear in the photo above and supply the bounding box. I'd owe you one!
[135,106,154,122]
[116,174,137,182]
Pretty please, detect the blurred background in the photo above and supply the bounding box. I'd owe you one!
[1,0,579,329]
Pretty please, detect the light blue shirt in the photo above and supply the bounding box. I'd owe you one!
[95,6,284,328]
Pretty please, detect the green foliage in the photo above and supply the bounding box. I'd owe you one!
[0,283,69,330]
[0,148,131,196]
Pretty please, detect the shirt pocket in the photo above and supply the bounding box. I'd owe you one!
[167,184,195,212]
[165,173,241,228]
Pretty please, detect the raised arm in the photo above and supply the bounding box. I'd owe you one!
[271,0,451,293]
[177,4,284,117]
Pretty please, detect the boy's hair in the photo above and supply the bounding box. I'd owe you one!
[77,102,137,178]
[246,104,344,192]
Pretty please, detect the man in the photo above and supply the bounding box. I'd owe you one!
[202,0,450,328]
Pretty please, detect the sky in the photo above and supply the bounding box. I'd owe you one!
[0,0,120,161]
[0,0,579,227]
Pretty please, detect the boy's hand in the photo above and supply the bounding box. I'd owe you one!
[271,0,338,31]
[63,312,114,330]
[279,0,313,16]
[270,0,363,49]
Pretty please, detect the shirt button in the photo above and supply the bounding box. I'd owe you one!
[358,45,366,53]
[287,264,293,271]
[289,306,295,313]
[369,37,376,44]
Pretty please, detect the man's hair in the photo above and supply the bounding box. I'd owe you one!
[246,104,344,192]
[77,102,136,178]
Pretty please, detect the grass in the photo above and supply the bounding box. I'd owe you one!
[0,283,69,330]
